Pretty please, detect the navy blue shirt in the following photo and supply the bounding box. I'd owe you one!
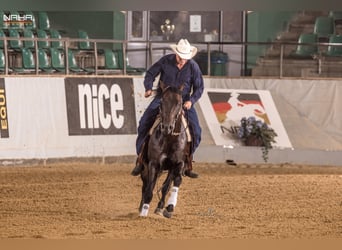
[143,54,204,104]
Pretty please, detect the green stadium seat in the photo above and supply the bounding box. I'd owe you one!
[50,48,65,72]
[49,29,63,49]
[314,16,335,41]
[38,12,50,30]
[38,48,55,73]
[0,11,8,29]
[68,50,85,72]
[23,28,35,49]
[0,30,5,49]
[290,33,319,58]
[0,49,5,72]
[0,49,12,73]
[325,34,342,57]
[77,30,92,51]
[96,48,122,74]
[22,48,36,70]
[50,48,92,73]
[8,29,23,51]
[104,49,119,69]
[12,48,37,73]
[24,11,36,30]
[37,29,50,49]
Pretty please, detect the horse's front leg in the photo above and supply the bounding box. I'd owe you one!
[140,161,159,217]
[154,171,173,216]
[163,161,183,218]
[139,161,150,212]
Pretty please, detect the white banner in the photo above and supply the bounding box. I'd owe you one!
[0,76,341,161]
[0,77,137,159]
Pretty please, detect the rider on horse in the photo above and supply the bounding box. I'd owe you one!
[131,38,204,178]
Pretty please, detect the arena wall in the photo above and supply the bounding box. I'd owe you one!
[0,76,341,166]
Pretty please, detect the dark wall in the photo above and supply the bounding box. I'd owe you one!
[47,11,114,39]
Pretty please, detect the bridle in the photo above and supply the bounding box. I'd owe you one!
[159,86,184,135]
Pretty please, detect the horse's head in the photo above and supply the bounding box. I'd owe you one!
[159,81,184,135]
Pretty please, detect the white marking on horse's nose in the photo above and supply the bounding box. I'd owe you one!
[167,125,173,134]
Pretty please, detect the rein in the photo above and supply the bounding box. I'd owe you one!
[170,111,189,136]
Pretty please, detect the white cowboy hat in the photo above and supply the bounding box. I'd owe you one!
[170,39,198,60]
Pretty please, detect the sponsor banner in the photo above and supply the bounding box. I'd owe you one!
[199,88,292,148]
[0,78,9,138]
[65,78,136,135]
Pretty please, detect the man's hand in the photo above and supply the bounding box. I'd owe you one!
[144,90,152,98]
[183,101,192,110]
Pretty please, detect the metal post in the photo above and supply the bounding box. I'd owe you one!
[122,42,127,75]
[34,39,39,75]
[64,40,69,75]
[219,11,223,51]
[280,44,284,78]
[94,41,98,75]
[242,11,248,76]
[4,39,8,75]
[148,41,152,67]
[207,43,211,76]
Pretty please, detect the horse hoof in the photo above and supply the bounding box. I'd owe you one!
[166,204,174,212]
[139,204,150,217]
[154,208,163,216]
[162,209,172,218]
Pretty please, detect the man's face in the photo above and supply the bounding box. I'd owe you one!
[175,54,188,68]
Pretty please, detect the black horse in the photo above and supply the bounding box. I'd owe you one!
[139,81,191,218]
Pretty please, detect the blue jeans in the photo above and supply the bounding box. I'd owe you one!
[136,97,202,155]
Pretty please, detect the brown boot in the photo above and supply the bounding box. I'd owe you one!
[184,154,199,178]
[131,157,143,176]
[131,142,147,176]
[184,169,199,178]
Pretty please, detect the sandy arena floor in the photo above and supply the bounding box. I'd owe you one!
[0,162,341,239]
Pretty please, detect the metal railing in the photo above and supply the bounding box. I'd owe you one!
[0,36,128,75]
[1,35,342,78]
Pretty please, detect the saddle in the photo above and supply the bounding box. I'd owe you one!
[148,114,192,143]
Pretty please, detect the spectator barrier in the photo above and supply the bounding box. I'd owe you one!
[0,76,341,166]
